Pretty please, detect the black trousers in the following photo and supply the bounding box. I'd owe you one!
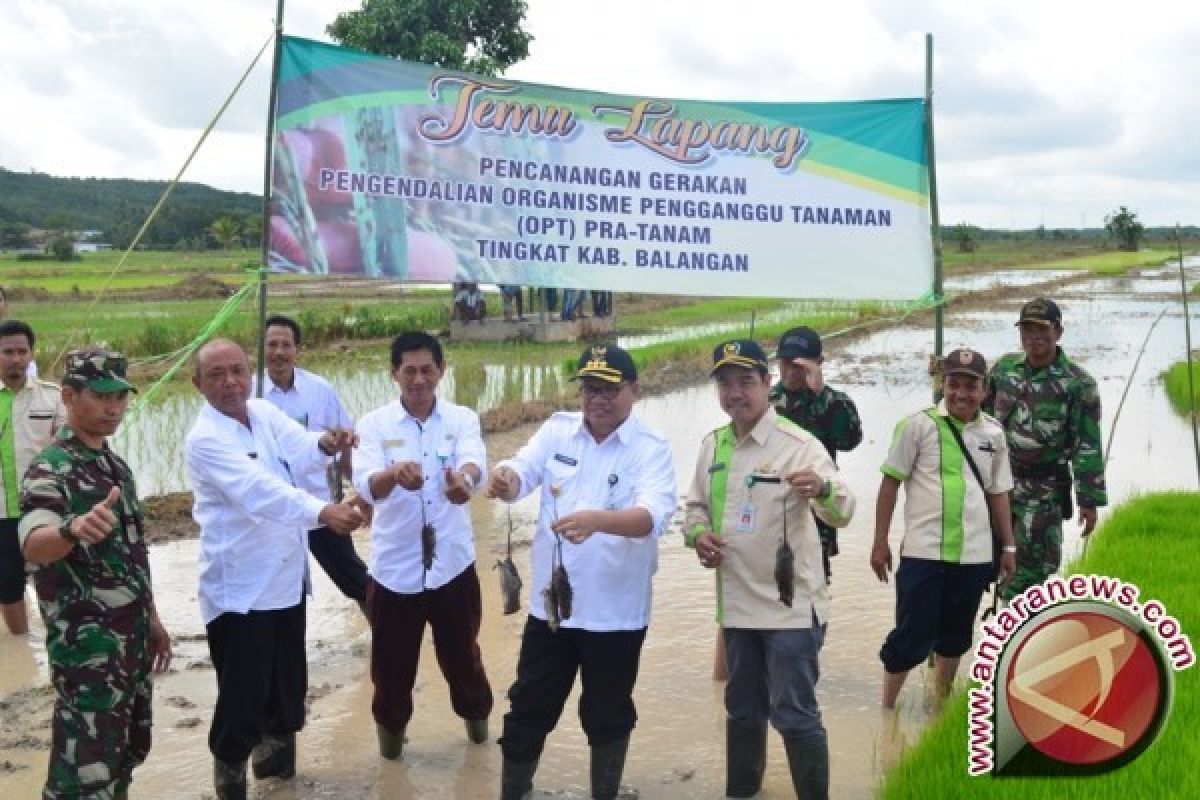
[206,601,307,763]
[500,616,646,763]
[308,526,368,604]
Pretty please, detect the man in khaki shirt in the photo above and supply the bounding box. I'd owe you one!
[686,339,854,800]
[871,348,1016,709]
[1,319,66,634]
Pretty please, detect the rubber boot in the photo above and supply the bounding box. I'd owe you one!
[466,718,489,744]
[377,723,404,761]
[590,735,630,800]
[725,719,767,798]
[252,732,296,780]
[213,758,247,800]
[499,755,539,800]
[783,736,829,800]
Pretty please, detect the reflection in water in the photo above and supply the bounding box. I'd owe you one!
[114,363,569,497]
[5,264,1197,797]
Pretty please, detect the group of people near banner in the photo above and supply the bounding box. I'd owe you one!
[1,294,1106,799]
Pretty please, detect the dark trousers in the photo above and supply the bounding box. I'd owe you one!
[367,566,493,734]
[879,557,993,674]
[724,625,826,742]
[0,517,26,603]
[500,616,647,763]
[308,525,368,603]
[206,602,307,763]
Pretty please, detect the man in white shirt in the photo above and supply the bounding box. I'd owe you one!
[260,314,368,612]
[487,344,676,800]
[872,348,1016,710]
[185,339,363,800]
[352,331,493,761]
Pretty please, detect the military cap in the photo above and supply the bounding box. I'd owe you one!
[62,349,136,393]
[1016,297,1062,327]
[776,326,823,361]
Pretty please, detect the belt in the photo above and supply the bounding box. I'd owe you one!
[1012,461,1069,482]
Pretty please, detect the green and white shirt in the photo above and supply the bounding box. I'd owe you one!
[881,401,1012,565]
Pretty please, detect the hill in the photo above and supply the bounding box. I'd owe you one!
[0,167,261,249]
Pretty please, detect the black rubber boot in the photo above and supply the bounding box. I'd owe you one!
[213,758,247,800]
[725,719,767,798]
[252,732,296,779]
[590,735,630,800]
[377,723,404,761]
[499,755,539,800]
[783,735,829,800]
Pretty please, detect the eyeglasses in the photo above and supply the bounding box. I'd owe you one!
[580,382,624,398]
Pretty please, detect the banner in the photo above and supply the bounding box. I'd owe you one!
[271,36,933,299]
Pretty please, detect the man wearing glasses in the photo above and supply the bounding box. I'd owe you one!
[488,344,676,800]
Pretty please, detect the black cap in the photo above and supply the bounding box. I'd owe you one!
[574,345,637,383]
[711,339,769,374]
[776,326,822,361]
[942,348,987,379]
[1016,297,1062,327]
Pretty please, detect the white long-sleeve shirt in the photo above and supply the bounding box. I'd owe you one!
[185,399,328,624]
[353,398,486,594]
[497,411,677,632]
[258,367,353,503]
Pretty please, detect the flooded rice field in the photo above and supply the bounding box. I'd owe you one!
[2,262,1198,798]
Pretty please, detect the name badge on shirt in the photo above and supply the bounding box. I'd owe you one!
[553,453,578,467]
[735,499,756,534]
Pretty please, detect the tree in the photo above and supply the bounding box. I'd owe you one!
[950,223,979,253]
[240,214,263,248]
[1105,206,1145,251]
[327,0,533,76]
[47,234,75,261]
[0,222,30,249]
[209,216,242,250]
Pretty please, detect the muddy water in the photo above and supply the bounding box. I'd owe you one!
[3,264,1198,798]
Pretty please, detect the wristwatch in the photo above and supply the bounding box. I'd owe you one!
[58,517,80,545]
[1001,545,1017,553]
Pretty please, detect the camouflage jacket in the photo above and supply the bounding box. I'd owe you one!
[769,382,863,463]
[984,348,1107,508]
[18,427,153,657]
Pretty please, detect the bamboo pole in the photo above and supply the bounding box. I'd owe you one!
[256,0,286,397]
[1177,225,1200,485]
[926,33,945,402]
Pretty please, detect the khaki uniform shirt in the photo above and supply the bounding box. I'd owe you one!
[2,379,66,518]
[686,408,855,629]
[880,401,1013,564]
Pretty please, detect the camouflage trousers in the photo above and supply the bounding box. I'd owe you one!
[43,619,152,799]
[1003,485,1065,601]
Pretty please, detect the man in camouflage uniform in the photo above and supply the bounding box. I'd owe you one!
[770,326,862,583]
[18,348,172,799]
[985,298,1107,600]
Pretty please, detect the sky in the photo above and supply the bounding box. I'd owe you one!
[1,0,1197,230]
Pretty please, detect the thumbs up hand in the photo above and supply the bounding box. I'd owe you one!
[70,486,122,544]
